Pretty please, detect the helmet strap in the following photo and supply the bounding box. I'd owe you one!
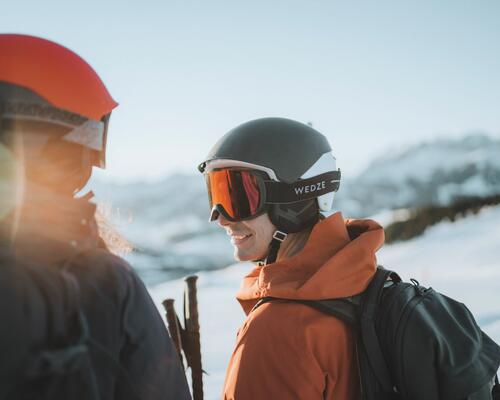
[264,200,319,265]
[264,230,288,265]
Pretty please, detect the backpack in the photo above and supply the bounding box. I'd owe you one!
[0,249,101,400]
[0,250,139,400]
[255,267,500,400]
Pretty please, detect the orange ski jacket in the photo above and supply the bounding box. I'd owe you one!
[222,212,385,400]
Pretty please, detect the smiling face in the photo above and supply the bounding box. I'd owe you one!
[218,213,276,262]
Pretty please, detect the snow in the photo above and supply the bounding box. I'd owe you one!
[368,208,412,227]
[437,174,494,204]
[359,134,500,186]
[335,133,500,216]
[148,205,500,400]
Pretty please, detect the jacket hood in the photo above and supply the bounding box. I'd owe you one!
[237,212,385,314]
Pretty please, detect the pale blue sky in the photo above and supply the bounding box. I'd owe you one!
[2,0,499,182]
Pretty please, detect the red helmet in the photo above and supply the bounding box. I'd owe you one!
[0,34,118,168]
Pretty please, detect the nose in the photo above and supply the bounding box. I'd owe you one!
[217,213,231,227]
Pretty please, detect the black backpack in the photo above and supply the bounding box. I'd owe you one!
[255,267,500,400]
[0,250,100,399]
[0,250,139,400]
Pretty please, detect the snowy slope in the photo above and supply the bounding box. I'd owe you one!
[149,204,500,400]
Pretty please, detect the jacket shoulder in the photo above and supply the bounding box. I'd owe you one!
[225,300,357,400]
[67,248,143,306]
[75,248,135,278]
[249,298,351,333]
[251,299,355,365]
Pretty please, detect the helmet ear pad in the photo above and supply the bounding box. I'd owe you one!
[267,199,319,234]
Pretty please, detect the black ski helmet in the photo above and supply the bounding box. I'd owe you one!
[200,118,333,183]
[199,118,341,262]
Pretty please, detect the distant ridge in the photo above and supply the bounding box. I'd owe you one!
[335,133,500,217]
[384,194,500,243]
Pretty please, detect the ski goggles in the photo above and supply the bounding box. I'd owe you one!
[205,168,341,222]
[0,102,109,168]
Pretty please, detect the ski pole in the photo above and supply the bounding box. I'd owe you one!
[184,275,203,400]
[162,299,183,365]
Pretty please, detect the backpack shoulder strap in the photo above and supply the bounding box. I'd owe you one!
[300,297,360,325]
[253,268,401,397]
[252,296,360,325]
[360,267,399,394]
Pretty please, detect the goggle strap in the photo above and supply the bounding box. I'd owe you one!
[1,101,87,127]
[1,101,108,167]
[264,170,341,204]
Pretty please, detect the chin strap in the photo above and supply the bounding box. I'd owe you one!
[264,230,288,265]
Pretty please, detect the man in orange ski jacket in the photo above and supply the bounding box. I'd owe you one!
[199,118,383,399]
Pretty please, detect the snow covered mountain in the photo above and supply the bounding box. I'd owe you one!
[89,133,500,284]
[336,133,500,216]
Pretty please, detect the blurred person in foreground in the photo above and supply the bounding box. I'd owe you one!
[198,118,499,400]
[0,34,190,400]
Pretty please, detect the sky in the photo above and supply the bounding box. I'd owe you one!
[2,0,499,182]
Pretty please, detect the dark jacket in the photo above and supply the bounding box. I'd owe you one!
[0,189,191,400]
[72,247,190,399]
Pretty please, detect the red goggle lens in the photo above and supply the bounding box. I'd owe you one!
[206,169,263,221]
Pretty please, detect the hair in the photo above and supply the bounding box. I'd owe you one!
[276,224,314,261]
[95,208,133,255]
[276,213,325,261]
